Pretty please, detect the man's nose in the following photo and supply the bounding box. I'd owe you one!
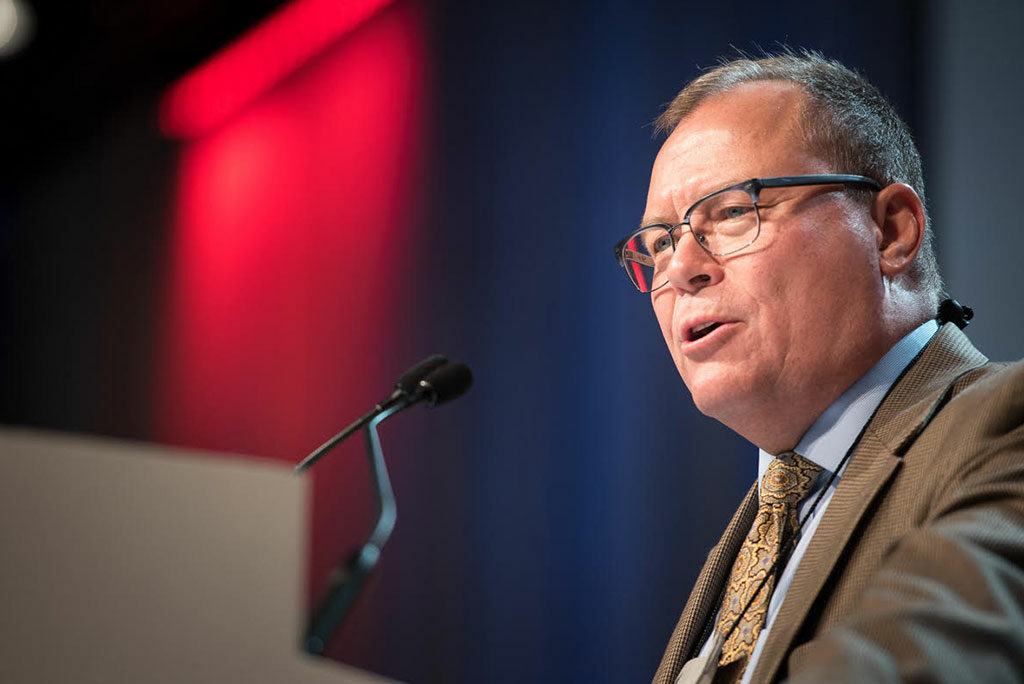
[663,232,724,294]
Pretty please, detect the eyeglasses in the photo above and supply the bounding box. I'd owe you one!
[612,174,882,293]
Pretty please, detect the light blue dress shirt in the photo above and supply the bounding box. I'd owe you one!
[694,319,939,684]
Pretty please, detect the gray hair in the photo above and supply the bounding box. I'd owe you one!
[655,50,942,305]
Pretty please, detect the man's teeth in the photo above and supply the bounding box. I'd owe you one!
[691,321,719,339]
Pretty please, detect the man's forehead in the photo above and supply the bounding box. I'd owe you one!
[655,126,746,179]
[645,82,815,214]
[645,130,743,221]
[664,81,806,150]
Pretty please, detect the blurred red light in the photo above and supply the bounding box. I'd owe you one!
[160,0,394,138]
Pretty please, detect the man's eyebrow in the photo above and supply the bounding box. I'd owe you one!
[639,216,676,228]
[640,177,752,228]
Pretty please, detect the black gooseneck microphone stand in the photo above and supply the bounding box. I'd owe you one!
[302,412,397,654]
[297,356,472,655]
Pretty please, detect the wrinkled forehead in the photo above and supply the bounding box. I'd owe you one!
[648,83,824,205]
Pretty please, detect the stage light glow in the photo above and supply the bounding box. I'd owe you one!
[154,5,426,649]
[159,0,394,138]
[0,0,34,57]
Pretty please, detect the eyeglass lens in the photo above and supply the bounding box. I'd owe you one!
[622,189,759,292]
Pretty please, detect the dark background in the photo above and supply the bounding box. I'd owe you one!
[2,1,1022,682]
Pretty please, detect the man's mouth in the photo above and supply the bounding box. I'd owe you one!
[689,321,722,341]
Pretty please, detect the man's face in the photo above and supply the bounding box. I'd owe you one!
[646,82,889,449]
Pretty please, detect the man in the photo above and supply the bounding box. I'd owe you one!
[614,52,1024,683]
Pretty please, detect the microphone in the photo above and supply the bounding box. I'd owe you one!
[376,353,448,412]
[417,361,473,407]
[937,298,973,329]
[294,355,472,472]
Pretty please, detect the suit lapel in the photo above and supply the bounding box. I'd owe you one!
[653,483,758,684]
[750,324,988,682]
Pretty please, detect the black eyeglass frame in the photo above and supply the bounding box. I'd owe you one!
[613,174,883,292]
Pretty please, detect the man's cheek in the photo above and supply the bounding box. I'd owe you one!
[652,300,674,347]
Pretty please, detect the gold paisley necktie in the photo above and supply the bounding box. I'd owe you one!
[713,451,822,682]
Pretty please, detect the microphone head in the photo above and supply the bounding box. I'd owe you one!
[418,362,473,407]
[395,354,448,394]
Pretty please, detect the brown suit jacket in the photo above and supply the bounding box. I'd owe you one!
[654,323,1024,683]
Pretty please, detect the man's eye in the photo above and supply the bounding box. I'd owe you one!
[722,205,753,220]
[651,234,673,254]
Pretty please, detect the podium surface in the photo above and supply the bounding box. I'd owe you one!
[0,427,396,683]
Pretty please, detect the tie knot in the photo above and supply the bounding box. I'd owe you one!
[760,451,822,506]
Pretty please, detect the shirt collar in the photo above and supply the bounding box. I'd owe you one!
[758,319,939,480]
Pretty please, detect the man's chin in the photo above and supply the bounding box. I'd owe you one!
[683,374,757,423]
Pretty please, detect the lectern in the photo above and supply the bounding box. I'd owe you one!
[0,427,397,683]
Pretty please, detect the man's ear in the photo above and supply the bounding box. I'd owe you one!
[871,182,926,278]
